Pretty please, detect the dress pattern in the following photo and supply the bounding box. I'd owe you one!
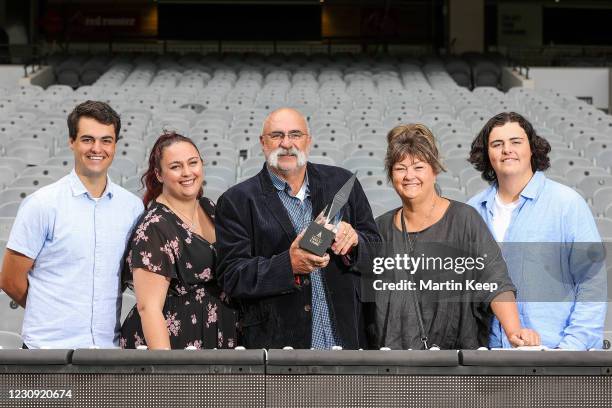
[120,197,237,349]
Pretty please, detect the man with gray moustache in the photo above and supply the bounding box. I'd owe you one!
[215,108,381,349]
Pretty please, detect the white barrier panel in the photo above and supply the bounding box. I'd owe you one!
[0,65,25,89]
[529,67,610,111]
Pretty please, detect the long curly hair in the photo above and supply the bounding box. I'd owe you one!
[142,132,203,207]
[468,112,551,183]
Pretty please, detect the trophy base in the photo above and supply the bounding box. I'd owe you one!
[299,223,335,257]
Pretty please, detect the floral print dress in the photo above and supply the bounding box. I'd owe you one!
[120,197,237,349]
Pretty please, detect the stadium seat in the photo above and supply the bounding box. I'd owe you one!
[465,175,489,197]
[564,167,609,187]
[5,147,50,166]
[595,218,612,242]
[0,330,22,349]
[0,187,37,204]
[593,187,612,215]
[0,291,24,333]
[342,157,384,173]
[0,201,21,217]
[440,187,467,202]
[0,165,17,189]
[443,157,471,177]
[21,165,69,180]
[10,175,56,189]
[120,292,136,325]
[596,150,612,170]
[0,217,14,240]
[364,187,401,209]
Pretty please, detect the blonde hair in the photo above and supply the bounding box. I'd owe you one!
[384,123,446,181]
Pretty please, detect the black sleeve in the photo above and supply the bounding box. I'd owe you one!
[214,191,297,299]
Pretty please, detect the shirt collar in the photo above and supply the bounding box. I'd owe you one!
[479,171,545,213]
[266,165,310,197]
[68,168,115,199]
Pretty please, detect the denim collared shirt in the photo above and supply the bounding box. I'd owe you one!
[7,169,143,349]
[468,171,607,349]
[267,166,341,349]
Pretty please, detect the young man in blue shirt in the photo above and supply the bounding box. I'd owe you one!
[0,101,143,349]
[467,111,606,350]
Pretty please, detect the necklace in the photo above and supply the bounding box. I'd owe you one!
[399,194,439,351]
[401,195,438,255]
[161,195,199,230]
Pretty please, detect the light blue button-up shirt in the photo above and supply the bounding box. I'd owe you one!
[7,169,143,349]
[468,171,607,349]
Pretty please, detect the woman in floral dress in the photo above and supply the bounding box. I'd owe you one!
[120,132,236,350]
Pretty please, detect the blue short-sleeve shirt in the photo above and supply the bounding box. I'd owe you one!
[7,169,144,349]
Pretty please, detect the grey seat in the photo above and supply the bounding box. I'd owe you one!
[605,203,612,219]
[0,291,24,333]
[565,167,609,187]
[436,173,461,191]
[316,132,351,145]
[309,147,345,164]
[359,175,389,190]
[577,176,612,201]
[21,165,68,180]
[342,157,384,173]
[204,186,224,203]
[0,187,37,204]
[0,330,22,349]
[5,147,50,166]
[120,292,136,325]
[550,157,593,175]
[596,150,612,170]
[342,141,382,157]
[584,140,612,160]
[0,217,14,240]
[122,175,144,194]
[0,165,17,189]
[444,157,471,177]
[44,156,73,169]
[203,175,230,191]
[110,156,139,180]
[465,175,489,197]
[593,187,612,215]
[309,155,336,166]
[0,157,27,174]
[0,201,21,217]
[349,148,386,160]
[369,202,389,218]
[204,166,237,184]
[595,218,612,242]
[364,187,401,209]
[440,187,467,202]
[10,175,56,189]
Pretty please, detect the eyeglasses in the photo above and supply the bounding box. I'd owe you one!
[264,130,308,141]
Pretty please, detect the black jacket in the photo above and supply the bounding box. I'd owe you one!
[215,162,381,349]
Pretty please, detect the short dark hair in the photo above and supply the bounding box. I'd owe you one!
[468,112,551,183]
[67,100,121,141]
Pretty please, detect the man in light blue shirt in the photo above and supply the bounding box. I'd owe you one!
[0,101,143,349]
[467,112,606,350]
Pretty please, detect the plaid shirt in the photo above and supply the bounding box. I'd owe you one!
[267,167,342,349]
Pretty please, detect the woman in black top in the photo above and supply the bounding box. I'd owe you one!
[374,124,540,350]
[120,132,236,350]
